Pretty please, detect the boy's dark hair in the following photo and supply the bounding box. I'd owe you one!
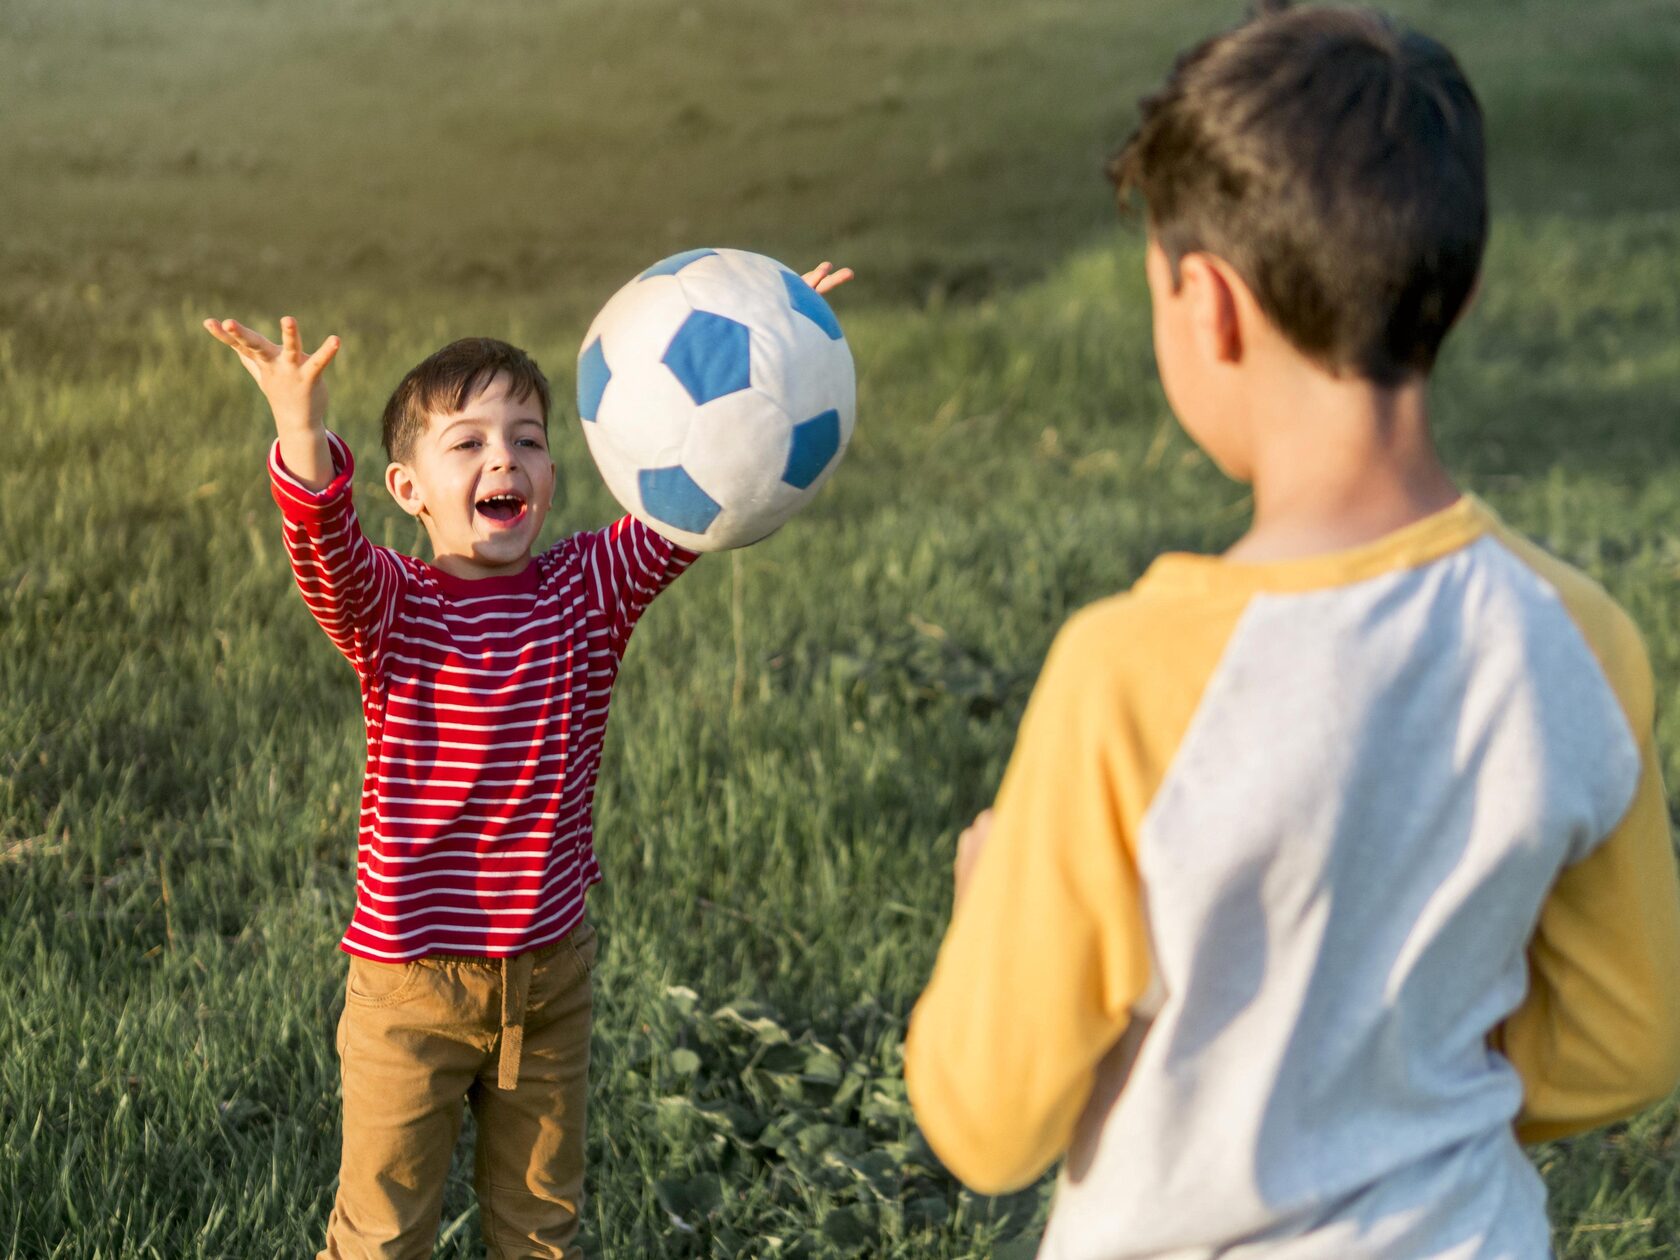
[382,338,551,463]
[1108,2,1485,386]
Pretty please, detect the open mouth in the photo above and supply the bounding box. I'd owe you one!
[475,492,528,526]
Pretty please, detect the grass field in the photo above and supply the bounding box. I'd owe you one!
[3,0,1680,1256]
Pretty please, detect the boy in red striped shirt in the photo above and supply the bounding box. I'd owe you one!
[204,261,849,1259]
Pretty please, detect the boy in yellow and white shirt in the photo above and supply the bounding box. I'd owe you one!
[904,6,1680,1259]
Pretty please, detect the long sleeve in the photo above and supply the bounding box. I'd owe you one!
[1489,536,1680,1143]
[268,431,406,678]
[904,615,1153,1194]
[577,516,698,655]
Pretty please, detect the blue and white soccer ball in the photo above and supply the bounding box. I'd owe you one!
[576,247,856,552]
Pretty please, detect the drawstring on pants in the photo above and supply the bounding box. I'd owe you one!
[498,951,536,1089]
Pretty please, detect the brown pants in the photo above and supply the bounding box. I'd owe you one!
[317,920,598,1260]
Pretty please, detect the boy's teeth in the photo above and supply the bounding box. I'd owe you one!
[477,494,524,521]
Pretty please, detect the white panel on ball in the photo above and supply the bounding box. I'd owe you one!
[681,389,797,547]
[576,247,856,553]
[672,251,801,328]
[579,275,694,469]
[778,327,855,472]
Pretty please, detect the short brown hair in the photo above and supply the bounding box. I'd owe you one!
[1108,3,1486,386]
[381,338,551,463]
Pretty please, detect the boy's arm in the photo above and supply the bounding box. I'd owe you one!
[904,616,1151,1195]
[267,434,407,676]
[206,316,405,675]
[1493,623,1680,1142]
[578,518,699,655]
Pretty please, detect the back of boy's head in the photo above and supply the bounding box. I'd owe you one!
[1109,1,1486,386]
[382,337,551,463]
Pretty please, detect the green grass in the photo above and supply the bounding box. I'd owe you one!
[4,0,1680,1255]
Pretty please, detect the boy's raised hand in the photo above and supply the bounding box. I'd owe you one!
[801,261,855,296]
[204,315,340,489]
[203,316,340,436]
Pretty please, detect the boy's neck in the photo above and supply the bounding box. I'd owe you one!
[1225,367,1460,565]
[426,544,536,582]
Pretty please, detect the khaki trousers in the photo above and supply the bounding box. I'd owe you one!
[317,920,598,1260]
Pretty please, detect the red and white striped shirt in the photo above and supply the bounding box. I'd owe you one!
[269,431,696,961]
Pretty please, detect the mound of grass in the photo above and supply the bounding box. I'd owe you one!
[5,210,1680,1254]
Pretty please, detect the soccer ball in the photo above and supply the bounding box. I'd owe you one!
[576,247,856,552]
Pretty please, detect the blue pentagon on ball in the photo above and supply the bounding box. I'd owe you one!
[781,270,843,340]
[577,337,611,422]
[638,465,723,535]
[663,310,751,406]
[783,409,841,490]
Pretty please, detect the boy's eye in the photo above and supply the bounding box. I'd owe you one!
[455,439,481,451]
[517,438,544,448]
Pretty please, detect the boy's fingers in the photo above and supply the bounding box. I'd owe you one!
[204,320,261,361]
[957,811,992,858]
[223,320,280,359]
[281,316,302,357]
[304,335,341,377]
[815,267,855,294]
[203,317,241,343]
[953,822,987,905]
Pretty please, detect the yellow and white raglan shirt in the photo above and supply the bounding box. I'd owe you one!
[905,496,1680,1260]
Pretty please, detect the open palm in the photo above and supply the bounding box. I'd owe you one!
[202,315,339,432]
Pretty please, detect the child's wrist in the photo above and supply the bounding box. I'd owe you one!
[273,414,327,439]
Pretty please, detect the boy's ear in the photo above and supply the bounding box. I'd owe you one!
[1180,252,1243,366]
[386,461,426,518]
